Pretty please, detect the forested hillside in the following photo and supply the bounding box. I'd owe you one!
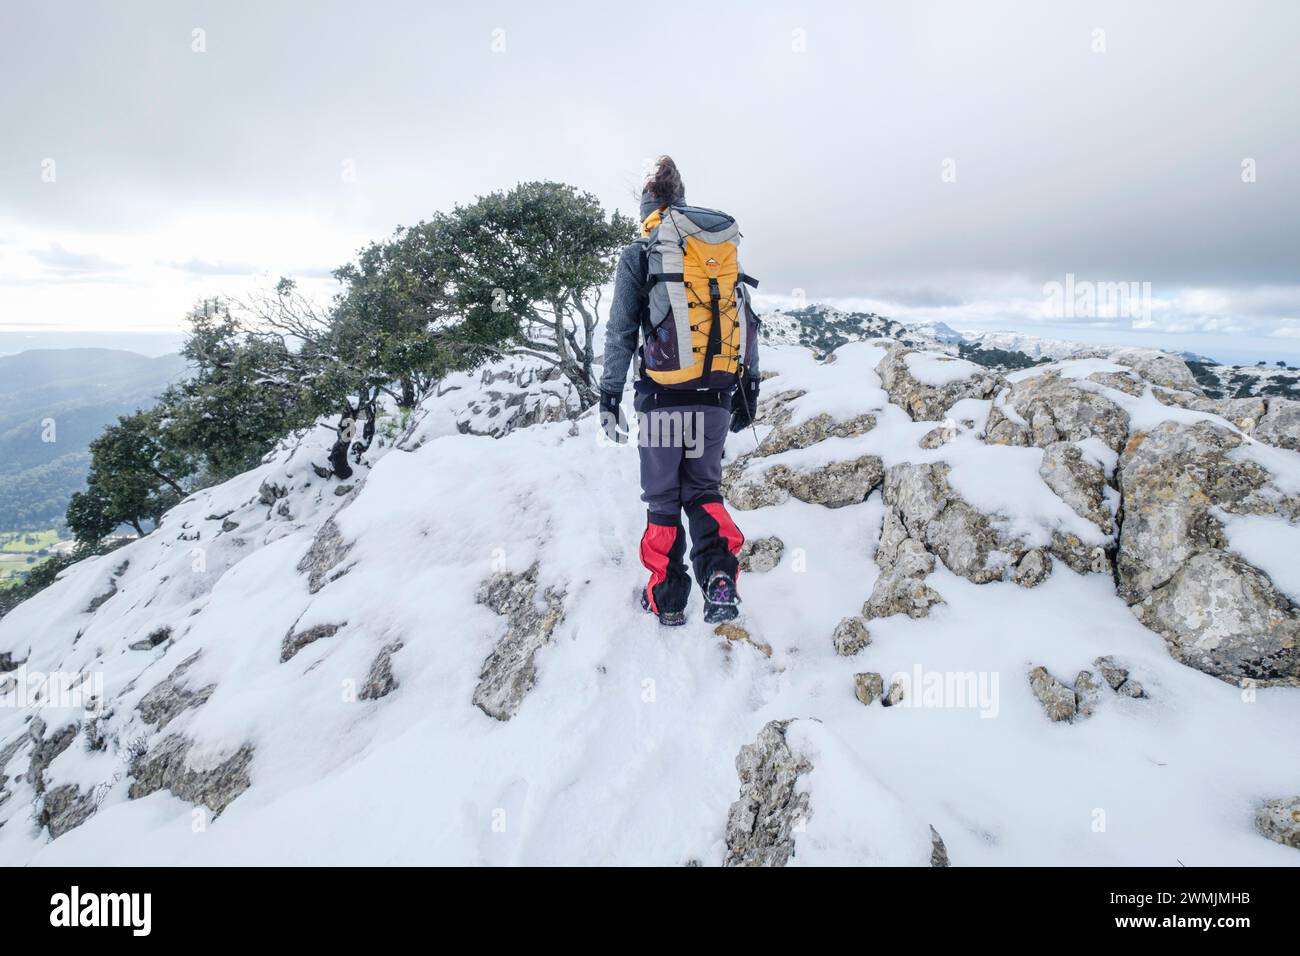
[0,349,187,531]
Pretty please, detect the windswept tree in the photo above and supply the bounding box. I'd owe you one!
[66,407,192,544]
[62,180,634,545]
[331,231,453,408]
[163,297,324,481]
[429,181,635,406]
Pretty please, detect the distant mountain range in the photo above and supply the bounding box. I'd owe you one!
[0,349,188,532]
[759,305,1300,399]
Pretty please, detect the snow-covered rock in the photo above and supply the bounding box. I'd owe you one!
[723,719,810,867]
[1117,420,1300,686]
[852,671,884,704]
[877,345,1000,422]
[1038,441,1113,533]
[1255,797,1300,850]
[1256,398,1300,453]
[987,366,1131,452]
[833,617,871,656]
[737,536,784,573]
[2,334,1300,866]
[1028,666,1078,722]
[473,566,566,721]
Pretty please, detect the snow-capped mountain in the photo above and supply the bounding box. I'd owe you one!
[3,324,1300,866]
[760,304,1300,400]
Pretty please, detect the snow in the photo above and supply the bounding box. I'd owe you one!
[904,351,982,387]
[2,342,1299,866]
[1006,357,1128,384]
[1219,511,1300,604]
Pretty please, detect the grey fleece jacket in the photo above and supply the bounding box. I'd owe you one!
[600,191,758,396]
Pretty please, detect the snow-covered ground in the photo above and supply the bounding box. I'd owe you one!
[1,338,1298,866]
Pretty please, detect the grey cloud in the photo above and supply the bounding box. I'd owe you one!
[163,258,259,276]
[0,0,1296,351]
[29,242,124,274]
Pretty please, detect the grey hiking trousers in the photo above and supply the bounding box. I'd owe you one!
[635,401,745,615]
[637,403,731,514]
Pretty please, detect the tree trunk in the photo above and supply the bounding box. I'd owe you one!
[400,377,415,409]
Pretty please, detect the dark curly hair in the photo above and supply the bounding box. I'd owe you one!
[645,155,685,207]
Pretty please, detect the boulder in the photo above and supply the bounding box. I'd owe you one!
[297,517,355,594]
[1255,398,1300,452]
[1135,551,1299,685]
[881,462,1016,585]
[986,372,1130,452]
[257,479,288,506]
[883,679,906,707]
[1039,441,1113,532]
[25,719,78,794]
[1153,389,1266,434]
[864,512,944,620]
[1086,369,1146,396]
[929,826,951,867]
[1254,797,1300,850]
[853,672,884,705]
[1117,420,1299,685]
[281,621,345,663]
[738,536,784,573]
[128,734,253,814]
[864,569,945,620]
[38,783,98,838]
[919,422,960,448]
[1011,549,1051,588]
[1074,669,1103,718]
[359,641,403,701]
[1093,655,1147,698]
[128,626,173,651]
[724,720,812,867]
[833,617,871,656]
[756,412,876,457]
[1049,530,1111,576]
[877,346,1001,422]
[138,651,215,729]
[724,455,884,511]
[1028,666,1077,722]
[1110,348,1203,394]
[456,361,580,438]
[473,565,566,721]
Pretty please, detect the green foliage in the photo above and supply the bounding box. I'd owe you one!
[67,406,189,544]
[957,342,1047,370]
[166,299,323,480]
[0,530,59,552]
[62,179,630,549]
[428,181,636,403]
[0,348,186,532]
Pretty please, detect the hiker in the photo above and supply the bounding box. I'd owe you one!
[599,156,762,626]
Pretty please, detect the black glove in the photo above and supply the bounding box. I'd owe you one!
[599,389,627,444]
[729,376,760,433]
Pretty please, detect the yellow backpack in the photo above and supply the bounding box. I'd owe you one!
[639,205,759,390]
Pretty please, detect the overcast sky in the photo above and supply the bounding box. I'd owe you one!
[2,0,1298,362]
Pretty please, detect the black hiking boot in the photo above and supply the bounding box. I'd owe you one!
[702,572,740,623]
[640,589,686,627]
